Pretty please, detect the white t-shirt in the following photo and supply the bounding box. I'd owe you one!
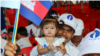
[26,24,41,37]
[30,46,38,56]
[16,37,32,49]
[1,37,8,55]
[68,38,84,51]
[64,43,79,56]
[30,43,79,56]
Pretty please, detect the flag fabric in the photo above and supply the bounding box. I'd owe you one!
[1,1,20,9]
[1,8,7,34]
[20,0,53,26]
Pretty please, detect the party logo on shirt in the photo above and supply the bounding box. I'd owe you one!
[44,44,47,48]
[0,48,3,54]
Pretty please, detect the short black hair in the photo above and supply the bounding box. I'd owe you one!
[17,26,27,36]
[8,27,13,33]
[51,10,58,14]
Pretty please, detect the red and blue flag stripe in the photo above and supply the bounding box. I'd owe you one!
[20,0,53,26]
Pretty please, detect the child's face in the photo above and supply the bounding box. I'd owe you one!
[42,23,57,37]
[8,32,13,40]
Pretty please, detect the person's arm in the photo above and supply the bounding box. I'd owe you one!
[37,43,48,55]
[37,43,54,55]
[60,44,66,55]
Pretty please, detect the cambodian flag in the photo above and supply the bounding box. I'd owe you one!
[20,0,53,26]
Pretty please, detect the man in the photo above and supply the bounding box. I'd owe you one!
[7,27,13,42]
[30,14,79,56]
[78,28,100,56]
[68,19,85,51]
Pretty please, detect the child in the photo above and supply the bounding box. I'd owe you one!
[16,26,32,49]
[7,27,13,42]
[35,16,66,56]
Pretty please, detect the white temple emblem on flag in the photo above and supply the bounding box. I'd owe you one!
[21,0,36,11]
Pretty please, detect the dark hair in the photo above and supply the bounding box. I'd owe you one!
[51,10,58,14]
[8,27,13,33]
[40,16,59,29]
[17,26,27,36]
[51,10,58,17]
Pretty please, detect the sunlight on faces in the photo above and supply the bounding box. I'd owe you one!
[42,23,57,37]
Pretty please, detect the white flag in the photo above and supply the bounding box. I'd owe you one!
[0,0,20,9]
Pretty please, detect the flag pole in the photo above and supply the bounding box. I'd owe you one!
[12,9,20,44]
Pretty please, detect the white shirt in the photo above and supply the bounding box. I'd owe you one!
[64,43,79,56]
[68,38,84,51]
[26,24,41,37]
[1,37,8,56]
[16,37,32,49]
[30,46,38,56]
[30,43,79,56]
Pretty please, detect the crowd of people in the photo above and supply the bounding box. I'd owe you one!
[1,1,100,56]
